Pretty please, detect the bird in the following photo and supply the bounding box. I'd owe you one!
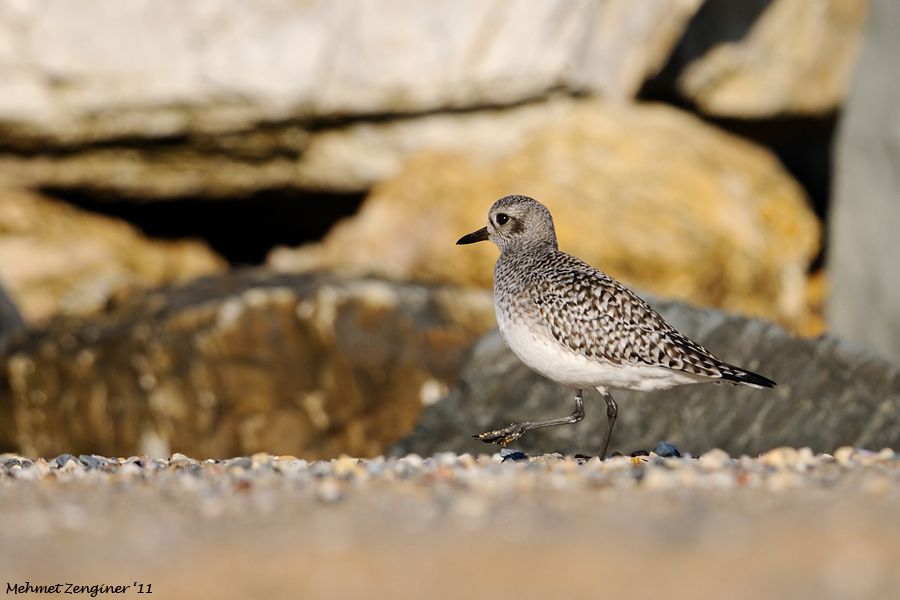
[456,195,775,458]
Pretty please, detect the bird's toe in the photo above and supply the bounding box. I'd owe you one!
[474,423,525,446]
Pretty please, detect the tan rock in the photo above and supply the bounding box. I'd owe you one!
[0,189,225,323]
[0,272,495,459]
[679,0,868,117]
[270,101,820,333]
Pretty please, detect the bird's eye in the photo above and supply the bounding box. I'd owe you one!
[496,213,510,226]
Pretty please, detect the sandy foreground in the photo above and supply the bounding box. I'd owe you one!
[1,448,898,600]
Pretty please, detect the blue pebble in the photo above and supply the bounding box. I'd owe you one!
[653,442,682,458]
[500,449,528,462]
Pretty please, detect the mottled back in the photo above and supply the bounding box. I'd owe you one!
[487,196,774,388]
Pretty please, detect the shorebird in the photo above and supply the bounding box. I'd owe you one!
[457,195,775,458]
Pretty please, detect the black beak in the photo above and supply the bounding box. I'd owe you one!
[456,226,489,245]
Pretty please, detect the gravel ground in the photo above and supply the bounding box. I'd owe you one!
[1,447,898,600]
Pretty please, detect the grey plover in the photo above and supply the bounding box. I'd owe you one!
[457,195,775,458]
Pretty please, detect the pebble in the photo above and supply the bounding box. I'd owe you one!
[332,456,364,480]
[78,455,110,469]
[434,452,459,467]
[698,448,731,470]
[652,442,682,458]
[834,446,857,466]
[364,456,386,477]
[224,457,252,470]
[642,466,678,490]
[251,453,273,470]
[58,457,82,473]
[315,479,344,503]
[0,449,895,505]
[52,454,76,469]
[500,449,528,463]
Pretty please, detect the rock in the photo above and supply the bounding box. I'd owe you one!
[52,453,76,469]
[0,0,701,198]
[0,98,581,198]
[828,0,900,365]
[676,0,868,117]
[652,442,682,458]
[0,189,225,323]
[0,281,25,355]
[315,479,344,504]
[395,300,900,457]
[499,449,529,463]
[0,271,494,459]
[0,0,698,144]
[78,454,111,470]
[698,449,732,470]
[277,98,580,195]
[272,101,820,334]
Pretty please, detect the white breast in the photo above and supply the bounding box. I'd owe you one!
[497,311,705,392]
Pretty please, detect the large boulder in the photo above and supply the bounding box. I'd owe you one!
[270,101,821,334]
[397,300,900,457]
[0,0,701,198]
[675,0,868,117]
[828,0,900,365]
[0,189,225,323]
[0,271,494,459]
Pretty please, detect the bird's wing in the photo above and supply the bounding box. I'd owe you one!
[530,255,726,378]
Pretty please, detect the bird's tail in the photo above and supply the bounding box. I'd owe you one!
[719,364,776,389]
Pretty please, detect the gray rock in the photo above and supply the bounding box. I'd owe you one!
[397,301,900,457]
[0,282,24,355]
[78,454,111,470]
[0,0,700,198]
[828,0,900,365]
[52,453,76,469]
[0,0,699,143]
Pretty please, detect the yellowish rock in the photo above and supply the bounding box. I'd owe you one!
[679,0,868,117]
[0,189,226,323]
[0,273,495,459]
[270,101,820,333]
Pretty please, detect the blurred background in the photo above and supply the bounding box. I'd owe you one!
[0,0,897,459]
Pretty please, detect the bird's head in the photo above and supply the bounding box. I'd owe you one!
[456,195,558,253]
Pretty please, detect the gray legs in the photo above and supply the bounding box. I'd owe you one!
[474,388,618,459]
[598,388,618,460]
[474,389,585,446]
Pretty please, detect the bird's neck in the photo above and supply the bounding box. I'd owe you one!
[502,237,557,255]
[499,239,559,268]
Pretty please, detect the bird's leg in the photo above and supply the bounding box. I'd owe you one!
[475,389,585,446]
[598,388,618,459]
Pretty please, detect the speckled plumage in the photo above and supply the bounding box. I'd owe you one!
[457,194,774,453]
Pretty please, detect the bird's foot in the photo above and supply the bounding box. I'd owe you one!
[473,423,528,446]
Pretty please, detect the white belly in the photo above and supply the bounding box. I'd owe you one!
[497,314,704,392]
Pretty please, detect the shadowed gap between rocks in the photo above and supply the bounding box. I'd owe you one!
[41,188,366,265]
[638,0,834,269]
[643,0,775,94]
[0,92,570,154]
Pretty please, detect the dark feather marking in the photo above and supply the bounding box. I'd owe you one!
[497,250,774,385]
